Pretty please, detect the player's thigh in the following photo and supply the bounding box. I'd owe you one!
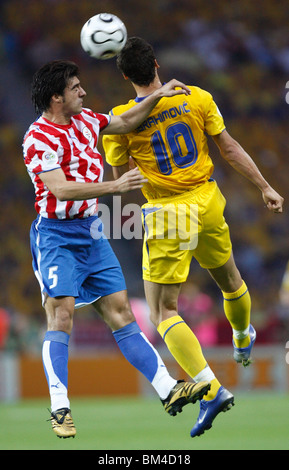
[44,295,75,333]
[144,280,181,326]
[142,200,195,284]
[193,182,232,270]
[93,290,135,331]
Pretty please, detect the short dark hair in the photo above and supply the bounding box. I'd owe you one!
[116,37,156,86]
[31,60,79,114]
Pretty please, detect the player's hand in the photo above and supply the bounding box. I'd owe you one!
[114,167,147,193]
[262,186,284,213]
[157,79,191,97]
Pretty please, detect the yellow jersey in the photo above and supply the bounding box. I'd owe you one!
[103,86,225,200]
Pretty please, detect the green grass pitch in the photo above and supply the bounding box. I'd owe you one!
[0,392,288,450]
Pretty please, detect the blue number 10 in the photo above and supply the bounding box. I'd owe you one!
[151,122,198,175]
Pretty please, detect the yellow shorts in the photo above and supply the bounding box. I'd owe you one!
[141,180,232,284]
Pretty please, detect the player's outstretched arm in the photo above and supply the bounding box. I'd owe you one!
[103,79,191,135]
[261,186,284,213]
[213,130,284,213]
[39,167,147,200]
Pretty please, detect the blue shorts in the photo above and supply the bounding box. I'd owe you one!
[30,215,126,308]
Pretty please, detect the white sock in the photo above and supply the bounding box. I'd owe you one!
[233,326,250,340]
[193,365,216,383]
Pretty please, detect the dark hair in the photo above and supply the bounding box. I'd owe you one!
[116,37,156,86]
[31,60,79,114]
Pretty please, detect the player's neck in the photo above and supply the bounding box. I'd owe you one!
[42,109,71,126]
[134,76,163,99]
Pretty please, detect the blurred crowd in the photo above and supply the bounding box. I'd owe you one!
[0,0,288,351]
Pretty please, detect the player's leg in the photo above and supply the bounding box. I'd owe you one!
[144,280,234,437]
[93,290,210,414]
[42,295,76,438]
[144,280,221,401]
[193,181,255,365]
[140,190,233,435]
[208,253,256,363]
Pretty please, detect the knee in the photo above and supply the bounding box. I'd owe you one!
[222,272,243,293]
[149,300,178,328]
[118,303,136,326]
[149,310,160,328]
[48,309,73,334]
[54,310,73,334]
[107,302,136,331]
[45,298,74,334]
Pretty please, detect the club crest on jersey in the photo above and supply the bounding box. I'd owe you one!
[82,126,92,142]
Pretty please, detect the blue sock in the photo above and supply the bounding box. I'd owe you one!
[113,322,176,399]
[42,331,70,412]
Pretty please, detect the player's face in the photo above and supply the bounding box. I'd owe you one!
[62,76,86,116]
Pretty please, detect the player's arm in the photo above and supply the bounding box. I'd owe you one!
[103,79,191,135]
[212,130,284,213]
[38,166,146,200]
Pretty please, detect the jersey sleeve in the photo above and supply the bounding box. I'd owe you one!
[203,92,226,136]
[82,108,111,131]
[23,130,61,175]
[94,112,111,131]
[102,131,130,166]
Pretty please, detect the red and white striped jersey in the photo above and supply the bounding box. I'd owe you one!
[23,108,110,219]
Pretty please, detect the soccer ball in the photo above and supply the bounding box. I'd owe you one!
[80,13,127,60]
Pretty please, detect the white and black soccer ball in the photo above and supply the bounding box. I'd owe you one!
[80,13,127,60]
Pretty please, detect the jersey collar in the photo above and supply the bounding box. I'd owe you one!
[134,84,167,103]
[134,96,148,103]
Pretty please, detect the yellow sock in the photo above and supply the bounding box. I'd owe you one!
[222,281,251,348]
[157,315,221,400]
[204,378,221,401]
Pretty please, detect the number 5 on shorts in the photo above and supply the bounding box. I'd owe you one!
[48,265,58,289]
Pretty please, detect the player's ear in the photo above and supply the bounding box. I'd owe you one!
[122,73,129,80]
[154,59,160,69]
[52,93,63,104]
